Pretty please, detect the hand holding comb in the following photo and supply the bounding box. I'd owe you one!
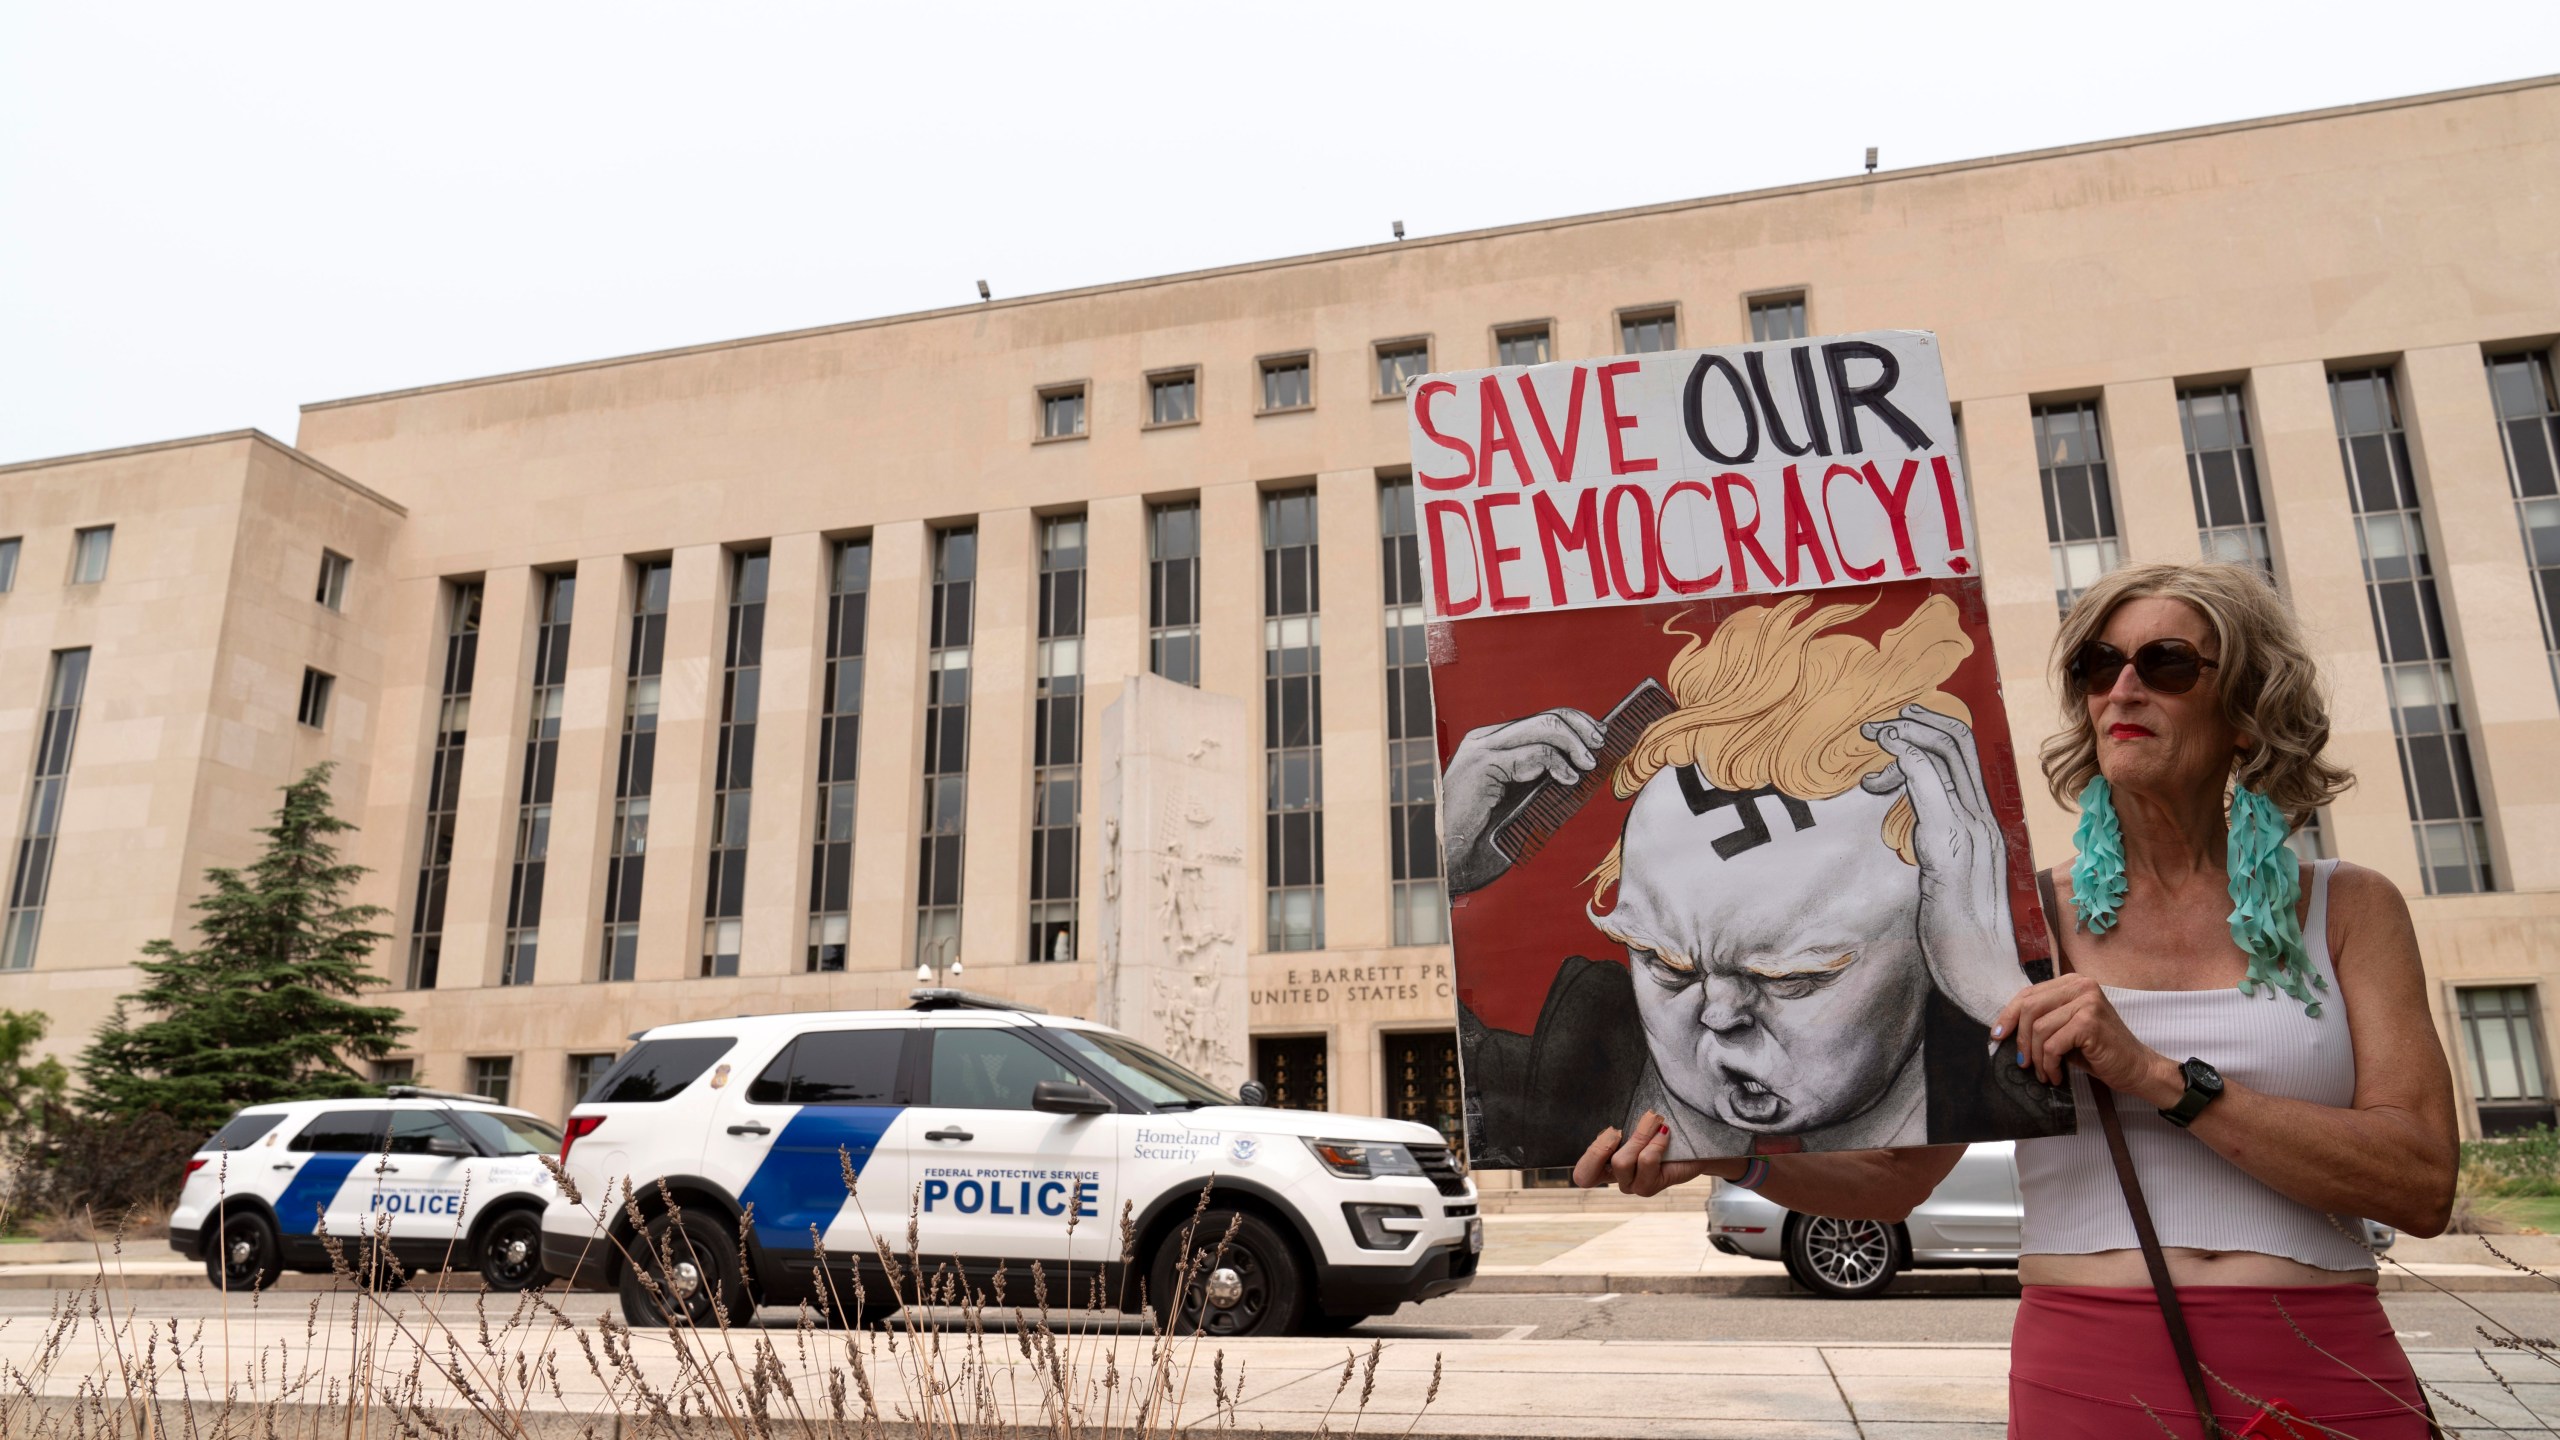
[1487,679,1675,866]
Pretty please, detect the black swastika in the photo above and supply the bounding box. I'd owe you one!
[1675,766,1817,859]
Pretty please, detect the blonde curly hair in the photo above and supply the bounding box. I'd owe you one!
[2039,560,2353,828]
[1586,591,1974,902]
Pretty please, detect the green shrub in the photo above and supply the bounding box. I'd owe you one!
[2461,1125,2560,1197]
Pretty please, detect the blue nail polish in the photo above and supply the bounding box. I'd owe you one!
[2016,1050,2029,1066]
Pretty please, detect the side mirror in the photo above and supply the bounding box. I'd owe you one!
[1237,1080,1270,1107]
[1031,1081,1114,1116]
[426,1136,473,1158]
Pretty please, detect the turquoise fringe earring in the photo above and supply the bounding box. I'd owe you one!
[2069,776,2127,934]
[2230,784,2324,1017]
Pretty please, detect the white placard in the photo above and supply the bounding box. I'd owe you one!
[1403,329,1974,619]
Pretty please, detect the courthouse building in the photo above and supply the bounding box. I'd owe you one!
[5,76,2560,1161]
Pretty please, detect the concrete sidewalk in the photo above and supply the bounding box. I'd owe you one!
[4,1310,2553,1436]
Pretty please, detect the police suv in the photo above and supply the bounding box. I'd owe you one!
[168,1088,564,1293]
[542,991,1481,1335]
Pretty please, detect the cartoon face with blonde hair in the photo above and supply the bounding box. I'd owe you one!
[1587,594,1984,1144]
[1442,587,2027,1155]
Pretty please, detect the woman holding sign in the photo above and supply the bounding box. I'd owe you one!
[1575,561,2457,1438]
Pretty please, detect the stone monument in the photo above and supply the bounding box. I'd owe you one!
[1093,673,1250,1092]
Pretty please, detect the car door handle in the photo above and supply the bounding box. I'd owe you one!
[924,1127,974,1143]
[273,1164,295,1172]
[375,1165,401,1174]
[726,1122,772,1137]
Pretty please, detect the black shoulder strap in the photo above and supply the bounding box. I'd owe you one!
[2035,866,2223,1436]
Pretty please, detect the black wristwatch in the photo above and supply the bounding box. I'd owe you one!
[2159,1057,2225,1129]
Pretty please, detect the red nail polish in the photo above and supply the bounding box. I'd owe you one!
[1655,1123,1671,1140]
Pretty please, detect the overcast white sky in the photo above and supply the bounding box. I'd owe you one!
[2,3,2554,466]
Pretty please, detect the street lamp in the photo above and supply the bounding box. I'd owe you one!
[914,933,962,986]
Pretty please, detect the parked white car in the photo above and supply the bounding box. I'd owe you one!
[541,989,1481,1334]
[168,1088,564,1292]
[1708,1141,2398,1297]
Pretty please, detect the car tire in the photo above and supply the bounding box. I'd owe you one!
[1782,1214,1901,1299]
[620,1210,749,1328]
[204,1210,282,1293]
[1150,1207,1304,1338]
[479,1209,546,1293]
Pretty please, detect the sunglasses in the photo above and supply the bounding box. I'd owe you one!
[2067,639,2220,696]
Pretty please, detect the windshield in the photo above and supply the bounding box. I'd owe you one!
[1050,1029,1233,1109]
[449,1109,563,1156]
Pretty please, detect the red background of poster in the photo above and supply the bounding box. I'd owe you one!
[1432,576,2053,1035]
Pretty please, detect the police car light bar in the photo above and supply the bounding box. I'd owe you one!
[385,1084,503,1105]
[907,987,1048,1014]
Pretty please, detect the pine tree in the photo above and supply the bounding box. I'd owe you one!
[80,764,410,1133]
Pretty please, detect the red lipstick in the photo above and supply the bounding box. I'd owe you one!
[2108,723,2154,740]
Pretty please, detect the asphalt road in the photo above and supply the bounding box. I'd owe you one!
[9,1283,2559,1350]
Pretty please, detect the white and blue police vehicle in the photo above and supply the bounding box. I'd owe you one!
[168,1088,563,1293]
[542,990,1481,1335]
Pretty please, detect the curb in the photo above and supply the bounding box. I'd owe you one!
[1464,1269,2555,1297]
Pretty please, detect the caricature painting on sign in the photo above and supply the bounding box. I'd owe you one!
[1409,329,2075,1167]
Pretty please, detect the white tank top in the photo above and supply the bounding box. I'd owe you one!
[2017,859,2374,1272]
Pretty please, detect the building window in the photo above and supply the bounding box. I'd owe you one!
[1618,308,1678,354]
[1148,370,1198,426]
[1380,479,1443,945]
[372,1058,416,1087]
[467,1056,514,1108]
[1148,500,1202,686]
[69,526,112,585]
[918,527,976,967]
[1,649,90,971]
[2333,368,2493,895]
[1252,1035,1329,1111]
[315,550,352,611]
[808,538,870,973]
[406,583,480,990]
[567,1052,617,1104]
[1039,385,1086,440]
[1375,340,1430,398]
[0,538,19,593]
[2488,351,2560,701]
[701,550,768,979]
[1748,293,1808,343]
[1029,515,1086,963]
[600,561,671,981]
[296,668,334,729]
[1263,489,1324,952]
[502,573,574,987]
[2179,384,2273,575]
[1384,1030,1464,1158]
[2035,400,2122,614]
[1494,325,1550,368]
[2459,986,2554,1135]
[1259,354,1313,413]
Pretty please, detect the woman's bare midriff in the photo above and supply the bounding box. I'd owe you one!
[2023,1249,2377,1288]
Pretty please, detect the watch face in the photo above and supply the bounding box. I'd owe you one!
[2185,1059,2224,1095]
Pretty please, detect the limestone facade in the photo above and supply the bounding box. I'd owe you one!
[3,77,2560,1152]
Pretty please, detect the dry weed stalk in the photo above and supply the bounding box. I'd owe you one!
[0,1159,1449,1440]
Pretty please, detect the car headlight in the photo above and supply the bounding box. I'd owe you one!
[1304,1138,1426,1179]
[1343,1203,1423,1250]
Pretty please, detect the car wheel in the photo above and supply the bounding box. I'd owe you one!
[1150,1207,1303,1338]
[204,1211,282,1293]
[479,1210,545,1292]
[620,1210,749,1328]
[1782,1214,1900,1299]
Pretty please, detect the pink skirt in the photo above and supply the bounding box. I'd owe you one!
[2009,1284,2430,1438]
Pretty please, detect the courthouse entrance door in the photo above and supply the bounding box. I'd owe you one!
[1382,1031,1463,1163]
[1251,1035,1330,1111]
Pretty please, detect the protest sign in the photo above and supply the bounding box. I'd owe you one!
[1410,330,2074,1167]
